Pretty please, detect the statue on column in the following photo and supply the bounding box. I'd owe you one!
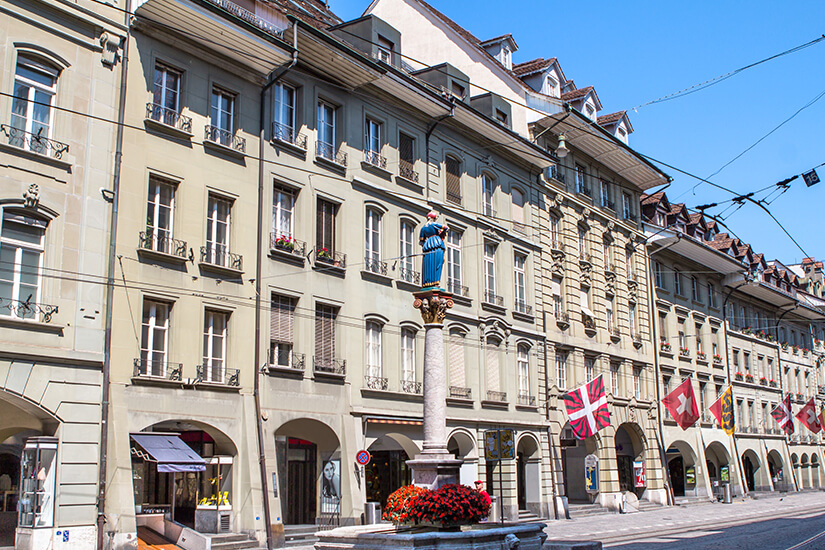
[419,211,448,289]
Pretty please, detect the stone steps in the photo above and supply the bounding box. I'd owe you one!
[283,525,319,548]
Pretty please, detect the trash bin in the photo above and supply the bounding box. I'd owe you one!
[723,483,732,504]
[488,496,499,522]
[365,502,382,524]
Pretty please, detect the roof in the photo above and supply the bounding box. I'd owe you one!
[513,57,557,77]
[266,0,342,29]
[597,111,625,126]
[478,33,518,50]
[561,86,593,102]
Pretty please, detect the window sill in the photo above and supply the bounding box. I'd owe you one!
[512,310,535,323]
[360,387,425,402]
[194,380,241,392]
[138,246,190,265]
[198,261,244,278]
[313,370,346,383]
[451,294,472,307]
[264,365,305,378]
[360,270,393,285]
[203,138,246,159]
[314,261,346,277]
[515,404,540,412]
[481,302,506,315]
[0,315,64,334]
[269,247,306,267]
[396,279,421,292]
[0,140,74,170]
[395,174,423,191]
[315,155,347,174]
[361,160,393,180]
[446,396,474,408]
[481,399,509,410]
[131,375,188,388]
[144,117,193,141]
[270,136,307,158]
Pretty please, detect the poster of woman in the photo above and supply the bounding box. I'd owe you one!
[321,459,340,499]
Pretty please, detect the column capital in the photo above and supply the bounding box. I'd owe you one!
[413,290,454,324]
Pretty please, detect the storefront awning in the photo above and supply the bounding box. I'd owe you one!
[131,433,206,473]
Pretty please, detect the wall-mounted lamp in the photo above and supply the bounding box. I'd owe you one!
[556,134,569,158]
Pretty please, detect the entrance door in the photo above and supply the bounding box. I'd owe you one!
[365,450,410,507]
[743,457,755,492]
[286,439,317,525]
[669,456,685,497]
[617,455,633,492]
[517,452,526,509]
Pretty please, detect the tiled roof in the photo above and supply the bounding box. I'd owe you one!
[479,33,517,49]
[513,57,556,76]
[597,111,626,126]
[561,86,593,102]
[641,191,665,205]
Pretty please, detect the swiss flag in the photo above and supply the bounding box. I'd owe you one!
[796,398,822,434]
[771,394,795,435]
[563,375,610,439]
[661,378,700,430]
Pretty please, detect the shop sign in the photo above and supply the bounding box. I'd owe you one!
[685,466,696,486]
[633,460,646,488]
[585,454,599,494]
[720,465,730,483]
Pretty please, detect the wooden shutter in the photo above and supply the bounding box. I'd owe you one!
[445,156,462,204]
[316,199,335,253]
[399,133,414,170]
[449,330,465,387]
[486,338,500,392]
[270,295,294,343]
[315,305,336,362]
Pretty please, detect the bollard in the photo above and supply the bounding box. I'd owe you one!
[723,483,732,504]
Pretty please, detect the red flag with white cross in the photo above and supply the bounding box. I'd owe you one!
[661,378,700,430]
[563,375,610,439]
[771,394,794,435]
[795,398,822,434]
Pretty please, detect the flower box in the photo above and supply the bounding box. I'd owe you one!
[745,374,754,383]
[734,372,744,381]
[660,342,672,353]
[697,351,707,361]
[759,377,768,386]
[769,380,778,388]
[713,354,724,364]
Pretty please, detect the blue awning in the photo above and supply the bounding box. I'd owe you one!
[130,433,206,473]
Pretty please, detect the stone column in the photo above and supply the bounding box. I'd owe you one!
[407,290,463,489]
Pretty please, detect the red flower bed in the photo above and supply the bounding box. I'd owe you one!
[383,485,428,524]
[409,484,491,525]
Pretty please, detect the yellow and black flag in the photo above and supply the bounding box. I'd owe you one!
[709,385,735,435]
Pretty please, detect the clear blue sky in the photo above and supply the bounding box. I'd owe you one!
[331,0,825,265]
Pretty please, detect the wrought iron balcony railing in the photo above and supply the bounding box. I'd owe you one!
[449,386,472,399]
[1,124,69,159]
[483,290,504,307]
[482,205,497,218]
[364,375,388,390]
[446,190,462,205]
[314,357,346,375]
[399,162,419,183]
[364,150,387,169]
[364,257,388,275]
[399,267,420,285]
[139,231,188,258]
[133,358,182,381]
[550,240,565,252]
[270,233,306,257]
[271,121,307,149]
[196,365,240,386]
[200,245,243,271]
[0,296,59,323]
[486,390,507,402]
[400,380,422,394]
[518,392,536,406]
[204,125,246,152]
[315,249,346,268]
[514,301,533,316]
[203,0,286,37]
[146,103,192,133]
[268,348,305,371]
[316,141,347,166]
[446,279,470,297]
[579,252,592,264]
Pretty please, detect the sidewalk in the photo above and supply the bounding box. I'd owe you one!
[545,491,825,546]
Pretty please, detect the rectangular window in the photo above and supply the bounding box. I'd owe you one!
[202,310,228,383]
[549,215,560,247]
[316,198,337,256]
[145,176,176,254]
[626,249,634,279]
[708,283,716,308]
[575,164,587,195]
[695,323,703,353]
[659,312,668,342]
[712,328,719,356]
[377,35,394,64]
[622,192,631,219]
[450,80,465,100]
[654,262,664,288]
[585,356,595,382]
[677,318,686,349]
[674,269,682,295]
[272,185,295,241]
[483,243,496,301]
[449,329,466,388]
[629,303,637,339]
[401,328,416,383]
[699,382,706,413]
[210,87,235,144]
[603,241,611,269]
[733,349,740,368]
[768,358,774,380]
[315,304,339,369]
[482,174,495,217]
[600,180,610,208]
[272,82,296,141]
[744,351,750,374]
[551,278,563,318]
[485,338,500,393]
[692,277,699,301]
[365,209,381,266]
[317,100,336,159]
[140,299,170,376]
[517,346,530,395]
[0,212,46,318]
[18,439,57,528]
[400,220,416,282]
[446,230,462,293]
[206,195,231,266]
[578,226,587,260]
[364,117,382,165]
[445,156,462,205]
[270,294,295,367]
[606,299,614,333]
[399,132,416,180]
[365,321,382,379]
[152,63,181,123]
[514,253,527,311]
[633,367,641,398]
[11,56,58,152]
[610,363,620,395]
[556,352,567,389]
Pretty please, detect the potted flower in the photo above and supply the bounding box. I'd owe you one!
[745,373,754,383]
[408,484,491,528]
[781,342,789,351]
[679,346,690,356]
[759,376,768,386]
[383,485,428,525]
[660,341,672,352]
[713,353,723,363]
[793,345,800,354]
[769,379,778,388]
[734,372,744,381]
[274,234,295,251]
[317,247,332,261]
[697,351,707,361]
[743,326,753,335]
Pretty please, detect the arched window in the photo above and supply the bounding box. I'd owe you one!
[399,219,416,283]
[517,344,530,397]
[11,55,60,155]
[365,208,382,272]
[365,320,383,380]
[482,173,495,217]
[485,336,501,396]
[401,327,416,387]
[511,187,525,232]
[0,210,47,319]
[445,155,462,205]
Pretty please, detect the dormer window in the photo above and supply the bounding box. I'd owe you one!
[546,76,559,97]
[377,35,393,64]
[618,127,626,138]
[501,46,511,70]
[585,104,595,119]
[495,109,508,125]
[451,81,466,100]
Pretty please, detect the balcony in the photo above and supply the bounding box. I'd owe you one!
[145,102,192,134]
[556,311,570,330]
[610,327,621,342]
[204,125,246,153]
[770,380,779,388]
[316,141,347,168]
[363,257,388,276]
[398,161,419,184]
[550,240,565,253]
[482,205,497,218]
[364,375,388,391]
[363,150,388,172]
[200,245,243,273]
[482,290,504,308]
[314,357,346,377]
[196,365,240,387]
[268,349,305,373]
[582,314,596,333]
[518,392,536,407]
[132,358,182,381]
[0,124,69,160]
[139,231,188,261]
[514,301,533,317]
[400,380,422,394]
[486,390,507,402]
[605,262,617,275]
[660,341,672,353]
[713,354,724,365]
[446,279,470,298]
[398,267,420,286]
[315,249,346,269]
[0,296,59,323]
[449,386,472,400]
[679,347,691,358]
[696,351,707,362]
[271,121,307,150]
[632,334,643,349]
[270,233,307,258]
[579,252,592,265]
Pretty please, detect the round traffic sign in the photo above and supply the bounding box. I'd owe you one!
[355,450,371,466]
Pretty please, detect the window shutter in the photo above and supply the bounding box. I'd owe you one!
[449,330,465,387]
[445,156,462,204]
[486,339,500,392]
[316,199,335,253]
[270,295,294,343]
[399,133,414,170]
[315,305,336,362]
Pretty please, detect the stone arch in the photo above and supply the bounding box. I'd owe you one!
[811,454,821,489]
[560,421,600,503]
[741,449,764,492]
[802,454,811,489]
[767,449,786,491]
[666,439,698,497]
[370,432,419,461]
[615,423,646,496]
[448,428,478,486]
[142,418,238,456]
[516,433,542,513]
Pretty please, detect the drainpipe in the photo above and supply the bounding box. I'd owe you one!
[646,234,681,506]
[424,102,455,202]
[98,10,131,550]
[254,23,298,550]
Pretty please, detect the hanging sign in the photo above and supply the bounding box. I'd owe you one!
[484,429,516,461]
[633,460,646,488]
[803,170,820,187]
[355,450,371,466]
